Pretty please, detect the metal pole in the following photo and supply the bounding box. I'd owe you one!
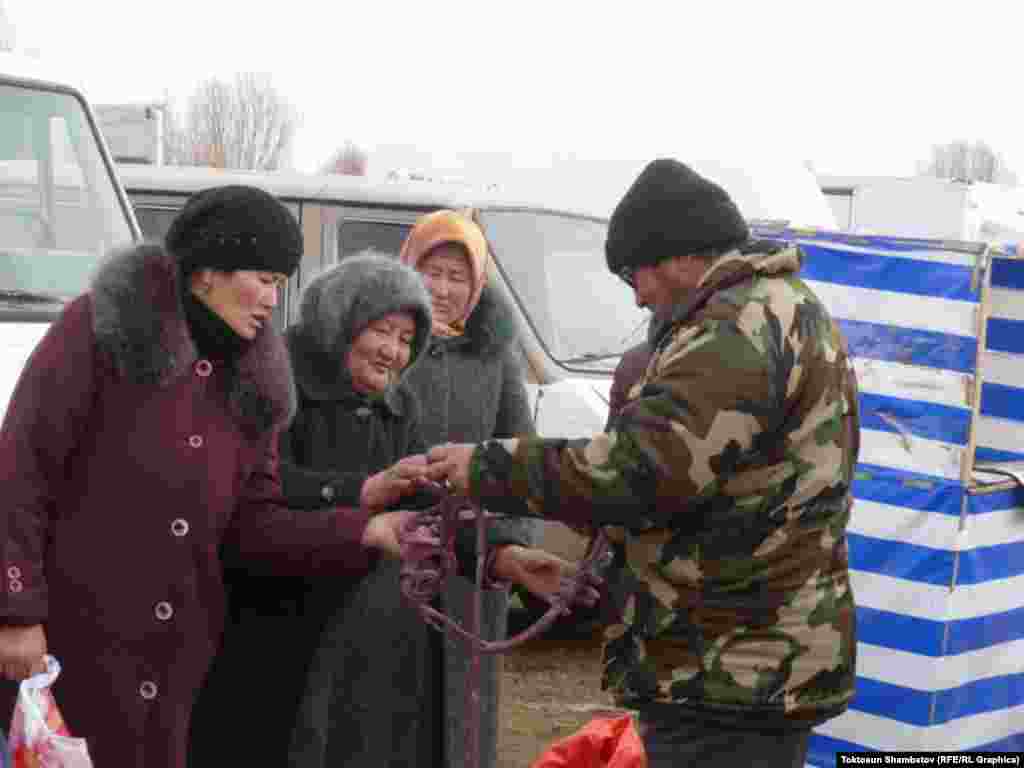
[467,510,486,768]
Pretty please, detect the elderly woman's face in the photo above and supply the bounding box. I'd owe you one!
[193,269,286,339]
[347,312,416,394]
[418,244,472,328]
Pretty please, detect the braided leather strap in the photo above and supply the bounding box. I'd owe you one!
[398,485,610,652]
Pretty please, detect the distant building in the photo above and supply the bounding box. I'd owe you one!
[95,103,164,165]
[818,174,1024,243]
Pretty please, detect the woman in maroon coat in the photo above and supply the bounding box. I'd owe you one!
[0,186,421,768]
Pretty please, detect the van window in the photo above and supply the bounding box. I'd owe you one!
[134,206,178,241]
[0,83,133,300]
[479,210,648,369]
[337,220,411,261]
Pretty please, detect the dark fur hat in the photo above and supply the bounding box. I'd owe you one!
[166,185,302,278]
[605,158,749,276]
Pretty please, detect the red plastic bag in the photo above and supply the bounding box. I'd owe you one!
[530,714,647,768]
[8,655,93,767]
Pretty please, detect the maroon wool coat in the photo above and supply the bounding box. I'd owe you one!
[0,244,377,768]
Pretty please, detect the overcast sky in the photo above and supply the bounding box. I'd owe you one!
[5,0,1022,180]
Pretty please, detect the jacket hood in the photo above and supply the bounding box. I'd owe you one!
[696,241,802,291]
[90,242,297,435]
[652,242,803,350]
[289,252,433,402]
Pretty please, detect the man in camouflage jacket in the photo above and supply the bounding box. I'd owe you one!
[427,158,860,766]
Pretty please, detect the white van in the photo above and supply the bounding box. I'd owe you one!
[116,159,836,585]
[0,52,139,416]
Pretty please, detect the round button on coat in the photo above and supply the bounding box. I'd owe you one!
[139,681,158,700]
[8,579,22,594]
[188,435,204,449]
[320,484,335,502]
[6,566,20,580]
[195,359,213,377]
[171,518,190,537]
[155,601,173,621]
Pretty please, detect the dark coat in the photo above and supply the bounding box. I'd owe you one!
[394,286,537,768]
[406,288,533,449]
[188,326,433,768]
[188,252,436,768]
[0,244,378,768]
[276,333,526,768]
[281,327,437,768]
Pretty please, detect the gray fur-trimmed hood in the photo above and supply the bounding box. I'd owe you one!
[90,242,297,435]
[288,251,433,403]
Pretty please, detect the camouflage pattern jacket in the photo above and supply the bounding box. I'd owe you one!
[469,244,860,728]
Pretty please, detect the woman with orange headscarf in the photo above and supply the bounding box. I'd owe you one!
[400,210,537,768]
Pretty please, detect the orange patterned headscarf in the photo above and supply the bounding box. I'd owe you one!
[399,210,490,337]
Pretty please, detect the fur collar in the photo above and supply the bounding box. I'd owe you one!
[90,243,297,436]
[444,286,517,358]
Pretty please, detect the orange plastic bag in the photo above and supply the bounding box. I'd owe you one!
[529,714,647,768]
[8,655,93,767]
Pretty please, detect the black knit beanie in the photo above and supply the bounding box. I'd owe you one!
[166,185,302,278]
[605,158,749,275]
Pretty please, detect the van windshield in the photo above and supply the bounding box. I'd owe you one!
[0,82,133,302]
[479,209,649,369]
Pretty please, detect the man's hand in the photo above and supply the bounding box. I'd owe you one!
[360,510,429,558]
[360,456,429,510]
[425,443,477,494]
[491,546,600,608]
[0,624,47,681]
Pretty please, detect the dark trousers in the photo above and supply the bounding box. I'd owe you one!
[639,714,810,768]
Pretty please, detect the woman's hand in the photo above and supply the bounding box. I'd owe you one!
[491,546,600,608]
[361,510,432,558]
[360,456,429,510]
[424,443,476,493]
[0,623,47,681]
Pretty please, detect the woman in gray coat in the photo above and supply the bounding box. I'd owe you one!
[399,210,538,768]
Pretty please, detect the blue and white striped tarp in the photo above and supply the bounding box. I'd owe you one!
[749,226,1024,761]
[976,255,1024,463]
[787,231,982,482]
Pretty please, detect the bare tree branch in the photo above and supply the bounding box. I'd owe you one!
[162,72,295,171]
[920,139,1017,184]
